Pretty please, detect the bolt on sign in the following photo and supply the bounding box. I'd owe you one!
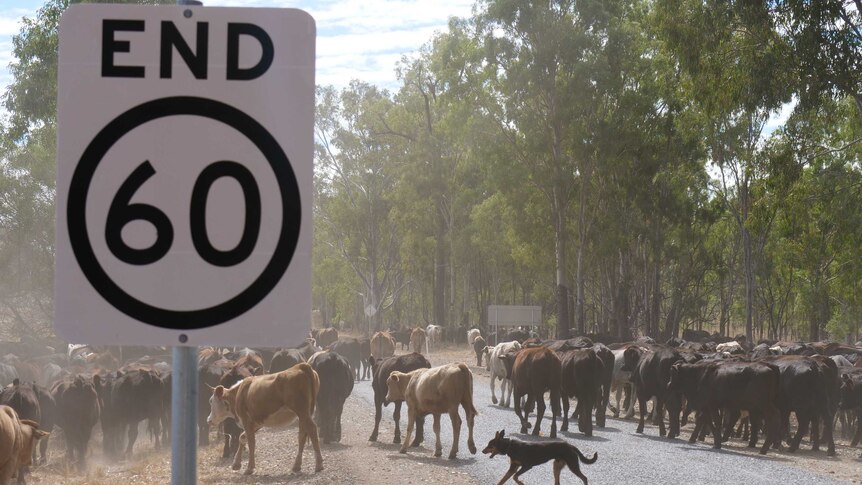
[55,4,315,347]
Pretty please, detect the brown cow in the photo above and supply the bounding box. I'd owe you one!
[503,347,562,438]
[207,363,323,475]
[317,328,339,348]
[410,328,427,354]
[51,375,101,469]
[0,406,48,485]
[386,363,478,459]
[371,332,396,361]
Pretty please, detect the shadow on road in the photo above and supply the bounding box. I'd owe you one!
[387,452,479,467]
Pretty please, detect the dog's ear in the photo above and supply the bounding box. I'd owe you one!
[500,429,505,438]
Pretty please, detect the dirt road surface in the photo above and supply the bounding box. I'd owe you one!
[24,342,862,484]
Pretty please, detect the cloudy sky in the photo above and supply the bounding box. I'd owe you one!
[0,0,476,97]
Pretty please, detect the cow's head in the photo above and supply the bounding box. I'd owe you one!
[207,385,235,426]
[385,371,411,404]
[667,362,683,392]
[17,420,48,468]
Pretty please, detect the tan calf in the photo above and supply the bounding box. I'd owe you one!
[410,328,427,354]
[207,363,323,475]
[0,405,48,485]
[371,332,396,361]
[386,363,478,459]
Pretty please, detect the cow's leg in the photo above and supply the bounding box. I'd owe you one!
[432,413,443,457]
[822,409,836,456]
[709,409,722,449]
[581,396,593,437]
[392,401,403,444]
[597,380,609,428]
[244,431,256,475]
[231,432,245,471]
[126,420,138,457]
[689,411,703,444]
[550,388,560,439]
[412,414,425,447]
[636,394,647,434]
[561,395,570,432]
[491,375,498,405]
[449,409,462,459]
[612,384,622,418]
[852,410,862,446]
[624,383,636,418]
[532,394,545,436]
[464,402,477,454]
[369,397,382,442]
[503,379,513,408]
[302,415,324,472]
[514,392,528,434]
[293,427,307,472]
[788,411,809,452]
[656,398,666,437]
[39,435,49,465]
[400,408,415,454]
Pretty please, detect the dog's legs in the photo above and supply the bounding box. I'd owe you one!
[432,413,442,457]
[566,454,589,485]
[553,459,565,485]
[512,465,533,485]
[497,463,519,485]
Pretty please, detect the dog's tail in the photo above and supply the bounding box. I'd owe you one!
[574,448,598,465]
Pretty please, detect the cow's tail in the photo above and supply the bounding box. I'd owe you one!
[298,362,320,414]
[457,363,479,418]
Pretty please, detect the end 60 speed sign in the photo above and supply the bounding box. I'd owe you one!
[55,5,314,347]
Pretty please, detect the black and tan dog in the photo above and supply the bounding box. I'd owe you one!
[482,430,597,485]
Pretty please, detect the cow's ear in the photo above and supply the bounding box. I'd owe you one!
[214,385,225,398]
[12,378,19,387]
[390,374,399,384]
[93,374,101,387]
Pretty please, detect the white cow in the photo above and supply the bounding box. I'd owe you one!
[426,325,442,354]
[609,347,637,419]
[488,341,521,407]
[467,329,481,347]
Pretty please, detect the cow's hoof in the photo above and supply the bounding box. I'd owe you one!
[392,436,401,444]
[399,448,407,454]
[368,434,377,442]
[759,449,767,455]
[315,463,324,472]
[243,468,254,475]
[827,449,835,457]
[410,440,421,448]
[231,463,241,471]
[492,397,498,405]
[448,452,457,460]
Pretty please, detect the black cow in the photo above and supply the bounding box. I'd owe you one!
[51,374,101,469]
[368,353,430,444]
[761,355,837,456]
[390,329,412,350]
[328,338,362,380]
[839,369,862,446]
[559,349,603,436]
[630,346,683,438]
[102,368,165,457]
[668,360,781,454]
[309,350,354,443]
[269,349,305,374]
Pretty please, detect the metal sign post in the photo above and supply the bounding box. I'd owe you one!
[172,344,198,485]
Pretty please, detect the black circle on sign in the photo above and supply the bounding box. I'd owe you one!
[67,96,301,330]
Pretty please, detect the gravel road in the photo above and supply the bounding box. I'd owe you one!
[347,347,860,485]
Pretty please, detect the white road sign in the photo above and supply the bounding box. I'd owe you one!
[55,5,315,347]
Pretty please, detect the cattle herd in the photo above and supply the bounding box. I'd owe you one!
[0,327,859,483]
